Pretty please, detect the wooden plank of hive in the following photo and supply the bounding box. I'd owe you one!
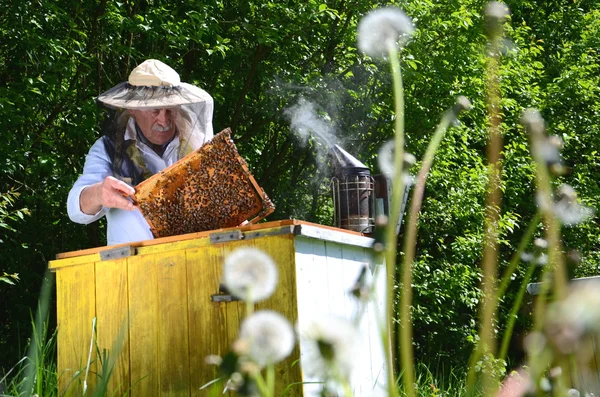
[95,258,130,396]
[132,128,275,238]
[128,253,159,397]
[155,250,191,396]
[186,245,228,396]
[56,263,97,395]
[253,234,302,397]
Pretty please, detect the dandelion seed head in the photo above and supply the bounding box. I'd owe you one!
[538,135,564,170]
[545,281,600,355]
[357,7,414,59]
[223,247,278,302]
[484,2,510,38]
[520,108,545,136]
[453,95,473,115]
[298,316,359,380]
[239,310,295,368]
[567,388,581,397]
[404,152,416,168]
[523,331,546,355]
[485,2,510,20]
[377,140,415,179]
[377,140,395,178]
[539,377,552,392]
[553,184,594,226]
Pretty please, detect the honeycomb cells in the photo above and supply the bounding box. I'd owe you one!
[133,129,274,238]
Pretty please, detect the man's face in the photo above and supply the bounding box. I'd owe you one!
[129,108,176,145]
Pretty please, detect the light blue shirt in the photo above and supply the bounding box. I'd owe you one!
[67,121,183,246]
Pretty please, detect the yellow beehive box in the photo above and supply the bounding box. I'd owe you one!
[49,220,385,396]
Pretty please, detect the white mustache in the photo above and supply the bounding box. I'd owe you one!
[152,123,173,132]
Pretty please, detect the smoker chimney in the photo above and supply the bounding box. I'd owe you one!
[331,145,375,234]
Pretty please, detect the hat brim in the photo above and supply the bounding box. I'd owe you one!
[97,82,212,109]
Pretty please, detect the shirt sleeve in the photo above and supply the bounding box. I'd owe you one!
[67,138,112,224]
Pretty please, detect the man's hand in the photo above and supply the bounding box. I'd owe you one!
[80,176,136,215]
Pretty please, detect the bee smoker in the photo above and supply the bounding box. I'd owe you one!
[331,145,410,235]
[331,145,375,234]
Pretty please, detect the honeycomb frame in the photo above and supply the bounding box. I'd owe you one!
[131,128,275,238]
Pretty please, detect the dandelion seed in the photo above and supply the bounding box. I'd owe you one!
[553,185,594,226]
[298,316,359,380]
[357,7,414,59]
[239,310,295,368]
[223,247,278,302]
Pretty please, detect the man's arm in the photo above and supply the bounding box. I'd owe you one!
[79,176,135,214]
[67,138,135,224]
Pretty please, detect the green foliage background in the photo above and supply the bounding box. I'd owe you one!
[1,0,599,372]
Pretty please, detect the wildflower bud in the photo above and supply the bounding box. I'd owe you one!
[529,238,548,266]
[240,361,261,376]
[452,95,472,115]
[375,214,389,227]
[566,250,581,267]
[549,366,562,378]
[484,2,510,39]
[205,354,222,365]
[549,163,567,177]
[533,238,548,251]
[232,338,250,356]
[230,372,244,388]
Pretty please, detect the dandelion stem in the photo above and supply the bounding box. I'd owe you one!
[252,371,270,397]
[495,211,542,363]
[524,110,569,390]
[467,11,504,395]
[399,100,461,397]
[497,260,536,362]
[266,364,275,397]
[496,211,541,299]
[383,40,406,397]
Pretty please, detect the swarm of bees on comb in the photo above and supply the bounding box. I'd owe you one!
[132,128,274,238]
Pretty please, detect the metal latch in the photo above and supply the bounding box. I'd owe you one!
[100,246,135,261]
[210,283,241,302]
[209,230,243,244]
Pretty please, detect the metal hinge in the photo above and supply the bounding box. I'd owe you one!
[209,230,244,244]
[100,246,136,261]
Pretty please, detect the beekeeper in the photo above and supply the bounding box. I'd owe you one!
[67,59,214,245]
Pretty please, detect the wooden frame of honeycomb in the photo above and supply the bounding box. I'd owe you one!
[131,128,274,238]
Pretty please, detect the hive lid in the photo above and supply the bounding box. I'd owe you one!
[131,128,274,238]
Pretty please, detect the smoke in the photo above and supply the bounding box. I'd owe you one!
[284,96,339,149]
